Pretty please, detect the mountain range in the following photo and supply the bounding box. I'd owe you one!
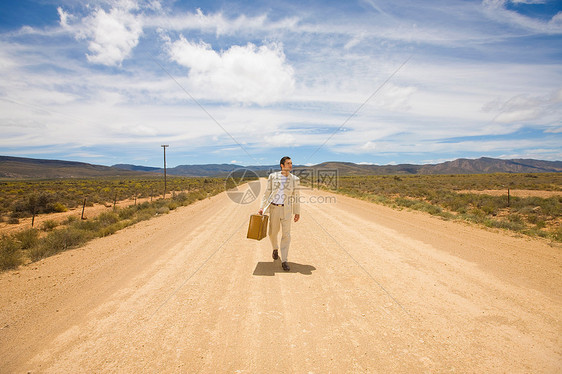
[1,156,561,179]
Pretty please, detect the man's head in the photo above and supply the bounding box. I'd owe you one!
[280,156,292,171]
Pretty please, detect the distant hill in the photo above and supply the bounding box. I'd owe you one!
[418,157,562,174]
[303,158,562,175]
[112,164,161,172]
[0,156,148,179]
[302,161,423,175]
[1,155,561,179]
[111,163,279,177]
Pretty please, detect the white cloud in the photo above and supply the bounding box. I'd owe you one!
[509,0,546,4]
[482,89,562,123]
[146,8,299,36]
[57,7,71,29]
[376,83,417,111]
[166,36,295,105]
[263,133,297,147]
[67,0,143,66]
[482,0,562,34]
[360,141,377,151]
[344,32,366,50]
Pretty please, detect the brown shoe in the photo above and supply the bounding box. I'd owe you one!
[272,249,279,260]
[282,262,290,271]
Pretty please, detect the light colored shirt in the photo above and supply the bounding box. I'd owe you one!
[272,174,288,204]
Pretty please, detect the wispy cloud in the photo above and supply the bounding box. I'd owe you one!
[146,8,299,36]
[482,0,562,34]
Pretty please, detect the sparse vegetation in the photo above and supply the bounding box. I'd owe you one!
[0,235,23,270]
[0,176,230,219]
[0,175,252,271]
[318,173,562,242]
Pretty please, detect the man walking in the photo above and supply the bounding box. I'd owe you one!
[258,156,300,271]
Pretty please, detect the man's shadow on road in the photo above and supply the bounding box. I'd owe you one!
[253,261,316,276]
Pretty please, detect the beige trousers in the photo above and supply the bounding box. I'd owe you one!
[268,204,292,262]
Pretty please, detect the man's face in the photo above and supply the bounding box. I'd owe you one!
[281,159,293,171]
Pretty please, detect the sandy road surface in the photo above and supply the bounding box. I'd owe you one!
[1,180,560,373]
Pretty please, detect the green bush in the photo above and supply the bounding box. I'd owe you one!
[14,228,39,249]
[41,220,58,231]
[118,207,136,220]
[134,210,155,223]
[97,221,127,237]
[97,212,119,227]
[552,227,562,242]
[63,215,78,225]
[50,202,68,212]
[31,227,91,261]
[0,235,23,270]
[156,206,170,215]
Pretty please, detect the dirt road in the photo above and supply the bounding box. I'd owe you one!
[1,180,560,372]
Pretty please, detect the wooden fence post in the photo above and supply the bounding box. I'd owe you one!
[81,198,86,220]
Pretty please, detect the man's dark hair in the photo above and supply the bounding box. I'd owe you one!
[280,156,291,168]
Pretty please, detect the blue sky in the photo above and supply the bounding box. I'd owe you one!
[0,0,561,168]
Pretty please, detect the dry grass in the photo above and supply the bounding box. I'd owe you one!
[321,173,561,242]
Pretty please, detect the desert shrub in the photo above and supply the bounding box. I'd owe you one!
[174,192,189,203]
[97,221,127,237]
[31,227,91,261]
[134,210,156,223]
[156,206,170,215]
[41,220,58,231]
[97,212,119,227]
[63,216,78,225]
[489,219,526,231]
[73,219,101,231]
[518,206,535,215]
[424,204,444,216]
[49,202,68,213]
[8,217,19,224]
[0,235,23,270]
[552,227,562,242]
[168,202,179,210]
[507,214,523,224]
[14,228,39,249]
[395,197,415,208]
[526,214,546,228]
[118,207,136,220]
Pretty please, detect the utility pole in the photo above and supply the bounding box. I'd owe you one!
[161,144,169,198]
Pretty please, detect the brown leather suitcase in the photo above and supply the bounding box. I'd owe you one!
[247,214,268,240]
